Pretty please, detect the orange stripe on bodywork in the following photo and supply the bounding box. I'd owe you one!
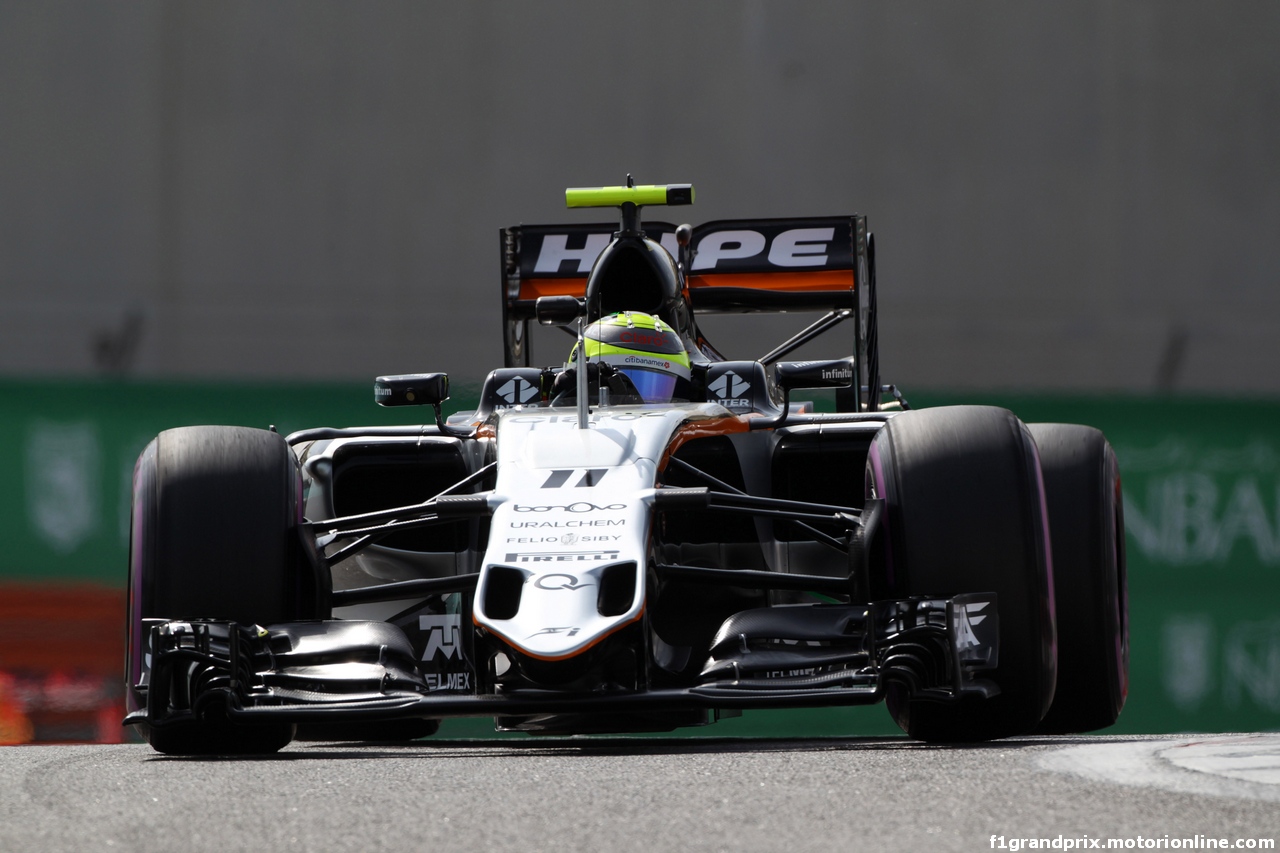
[687,271,854,293]
[520,272,853,303]
[657,415,751,472]
[518,278,588,301]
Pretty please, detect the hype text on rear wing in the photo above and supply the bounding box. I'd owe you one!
[499,215,881,411]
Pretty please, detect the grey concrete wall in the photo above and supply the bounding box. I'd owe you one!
[2,2,1278,392]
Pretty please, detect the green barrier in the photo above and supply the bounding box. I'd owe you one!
[916,393,1280,735]
[3,379,1278,734]
[0,378,481,585]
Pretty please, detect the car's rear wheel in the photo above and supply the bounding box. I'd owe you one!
[1028,423,1128,733]
[866,406,1056,742]
[126,426,325,755]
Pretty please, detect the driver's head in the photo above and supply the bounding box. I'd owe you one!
[569,312,691,403]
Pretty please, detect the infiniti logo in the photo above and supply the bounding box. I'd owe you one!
[514,502,625,513]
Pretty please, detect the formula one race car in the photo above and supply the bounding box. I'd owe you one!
[124,181,1128,753]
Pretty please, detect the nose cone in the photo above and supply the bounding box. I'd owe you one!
[477,561,641,661]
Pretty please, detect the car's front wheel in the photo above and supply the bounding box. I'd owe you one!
[125,426,325,755]
[866,406,1057,742]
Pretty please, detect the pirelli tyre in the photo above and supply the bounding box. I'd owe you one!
[866,406,1057,742]
[125,426,327,755]
[1028,423,1128,734]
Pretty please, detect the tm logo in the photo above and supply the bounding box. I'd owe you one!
[419,614,461,661]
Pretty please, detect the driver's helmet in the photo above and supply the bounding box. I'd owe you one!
[568,312,692,403]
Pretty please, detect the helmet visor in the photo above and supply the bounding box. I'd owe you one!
[618,368,679,403]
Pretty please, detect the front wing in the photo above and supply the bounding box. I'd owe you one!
[125,593,999,734]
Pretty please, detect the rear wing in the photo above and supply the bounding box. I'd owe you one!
[499,215,881,410]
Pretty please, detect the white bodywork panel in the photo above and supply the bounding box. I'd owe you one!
[474,403,735,660]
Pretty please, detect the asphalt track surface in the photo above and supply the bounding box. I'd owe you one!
[2,733,1277,853]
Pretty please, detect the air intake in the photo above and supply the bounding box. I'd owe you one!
[596,562,637,617]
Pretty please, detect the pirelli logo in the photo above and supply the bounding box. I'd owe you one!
[504,550,620,563]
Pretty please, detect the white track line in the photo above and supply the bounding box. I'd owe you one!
[1040,735,1280,802]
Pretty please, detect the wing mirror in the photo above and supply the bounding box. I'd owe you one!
[374,373,449,407]
[775,357,856,392]
[374,373,475,438]
[750,357,856,431]
[535,296,585,327]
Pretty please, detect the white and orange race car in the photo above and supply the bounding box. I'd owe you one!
[125,182,1126,753]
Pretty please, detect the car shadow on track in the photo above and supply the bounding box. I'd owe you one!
[144,733,1149,763]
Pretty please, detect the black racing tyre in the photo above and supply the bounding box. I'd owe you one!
[866,406,1056,742]
[1028,423,1128,734]
[125,426,326,755]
